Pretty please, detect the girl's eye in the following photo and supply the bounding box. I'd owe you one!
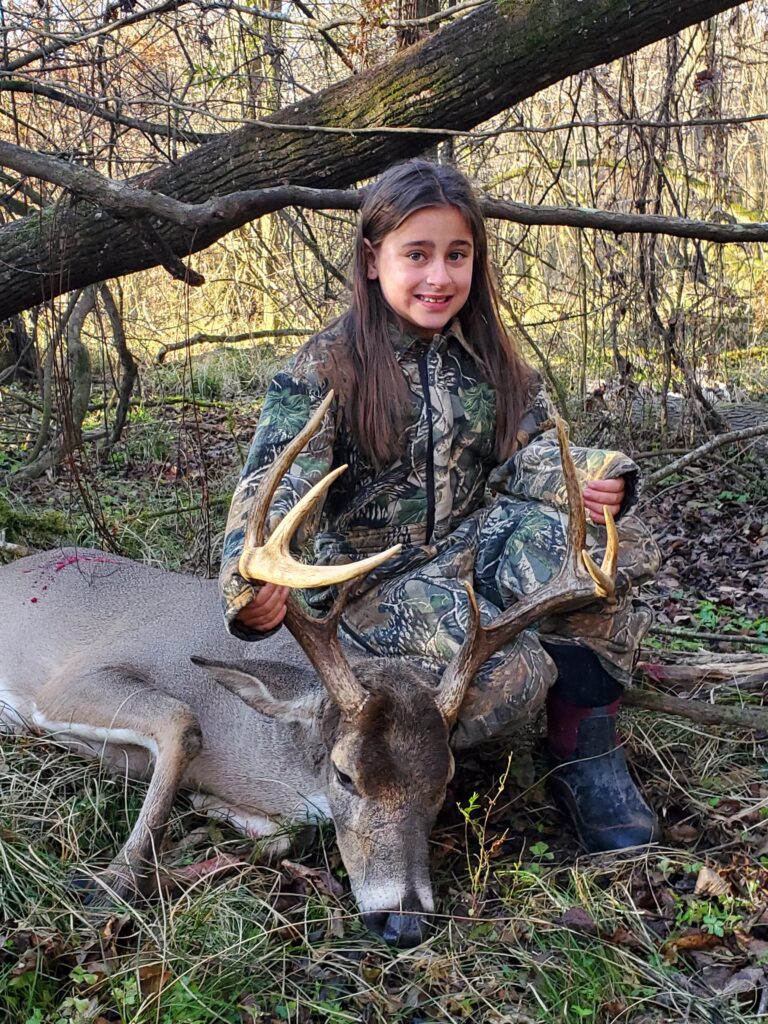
[449,251,467,262]
[407,252,425,262]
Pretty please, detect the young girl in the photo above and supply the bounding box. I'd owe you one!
[219,160,661,852]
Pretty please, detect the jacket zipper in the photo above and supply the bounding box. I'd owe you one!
[418,351,436,544]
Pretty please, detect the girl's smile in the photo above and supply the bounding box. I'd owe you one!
[365,205,474,338]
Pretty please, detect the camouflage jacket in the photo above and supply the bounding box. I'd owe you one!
[219,318,639,639]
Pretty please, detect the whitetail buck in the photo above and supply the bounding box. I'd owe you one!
[0,396,617,947]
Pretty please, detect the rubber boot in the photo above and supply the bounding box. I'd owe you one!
[544,644,659,853]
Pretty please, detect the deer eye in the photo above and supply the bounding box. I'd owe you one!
[333,764,355,790]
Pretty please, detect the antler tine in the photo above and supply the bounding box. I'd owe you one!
[557,416,586,571]
[435,583,483,725]
[239,390,402,589]
[245,391,334,550]
[557,415,617,599]
[437,415,619,723]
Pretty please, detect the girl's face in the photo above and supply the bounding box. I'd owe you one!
[365,205,474,339]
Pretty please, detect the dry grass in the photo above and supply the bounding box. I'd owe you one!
[2,706,768,1023]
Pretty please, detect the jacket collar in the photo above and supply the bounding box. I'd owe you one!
[389,316,477,357]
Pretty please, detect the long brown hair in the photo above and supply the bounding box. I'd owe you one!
[339,159,533,469]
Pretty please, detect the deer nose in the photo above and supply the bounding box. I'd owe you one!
[362,909,431,947]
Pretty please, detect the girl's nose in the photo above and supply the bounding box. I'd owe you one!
[425,261,452,286]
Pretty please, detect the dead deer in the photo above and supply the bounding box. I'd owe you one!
[0,395,617,947]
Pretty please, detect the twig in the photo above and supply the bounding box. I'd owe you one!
[291,0,355,73]
[0,79,214,143]
[632,447,689,460]
[649,625,768,647]
[131,396,237,409]
[0,388,44,412]
[155,328,313,363]
[4,0,193,73]
[142,496,230,520]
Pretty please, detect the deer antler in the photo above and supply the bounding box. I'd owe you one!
[437,416,619,723]
[238,390,402,719]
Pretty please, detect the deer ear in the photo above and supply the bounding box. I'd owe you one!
[191,656,323,725]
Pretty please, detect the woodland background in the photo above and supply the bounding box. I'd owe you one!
[1,2,768,1022]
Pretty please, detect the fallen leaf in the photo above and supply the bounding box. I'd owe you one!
[280,859,344,898]
[734,929,768,958]
[159,851,246,893]
[557,906,598,936]
[665,823,700,843]
[606,925,647,951]
[325,908,345,940]
[722,966,768,998]
[137,961,172,1000]
[694,865,732,898]
[662,929,723,961]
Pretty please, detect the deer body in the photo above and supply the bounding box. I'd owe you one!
[0,547,447,946]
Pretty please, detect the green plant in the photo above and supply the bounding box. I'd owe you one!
[674,896,742,938]
[457,753,514,900]
[526,840,555,875]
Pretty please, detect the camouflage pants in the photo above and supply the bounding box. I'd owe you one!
[340,499,660,749]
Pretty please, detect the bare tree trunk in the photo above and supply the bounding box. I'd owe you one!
[0,316,37,381]
[16,287,95,480]
[99,284,138,447]
[0,0,742,320]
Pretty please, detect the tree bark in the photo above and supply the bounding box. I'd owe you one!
[0,0,743,319]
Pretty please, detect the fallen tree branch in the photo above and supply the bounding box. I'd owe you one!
[644,423,768,488]
[6,141,768,248]
[624,687,768,732]
[637,658,768,692]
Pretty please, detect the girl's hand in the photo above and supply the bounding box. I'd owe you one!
[235,582,290,633]
[582,477,625,525]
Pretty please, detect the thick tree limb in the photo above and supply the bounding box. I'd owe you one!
[482,197,768,244]
[0,0,744,319]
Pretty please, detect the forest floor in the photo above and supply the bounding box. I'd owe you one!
[1,362,768,1024]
